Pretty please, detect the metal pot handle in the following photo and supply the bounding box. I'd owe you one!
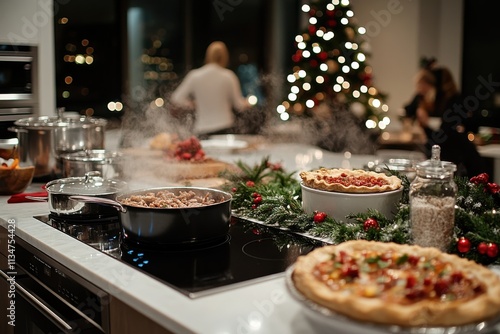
[7,126,28,133]
[68,195,127,213]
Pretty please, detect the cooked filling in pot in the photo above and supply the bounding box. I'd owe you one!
[120,190,222,208]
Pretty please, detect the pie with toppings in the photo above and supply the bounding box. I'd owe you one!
[299,168,401,193]
[292,240,500,327]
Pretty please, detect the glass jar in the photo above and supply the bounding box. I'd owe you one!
[409,145,457,251]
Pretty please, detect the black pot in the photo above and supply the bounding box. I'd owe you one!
[70,187,232,245]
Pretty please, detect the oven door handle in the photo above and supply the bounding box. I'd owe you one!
[0,269,73,331]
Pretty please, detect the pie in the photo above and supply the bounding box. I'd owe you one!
[292,240,500,327]
[299,168,402,193]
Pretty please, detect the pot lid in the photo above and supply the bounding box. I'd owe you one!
[59,150,123,163]
[415,145,456,178]
[46,171,127,195]
[14,115,107,129]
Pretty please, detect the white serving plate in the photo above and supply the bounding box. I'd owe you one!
[200,138,248,153]
[285,265,500,334]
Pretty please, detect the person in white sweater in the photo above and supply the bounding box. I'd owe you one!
[171,41,250,136]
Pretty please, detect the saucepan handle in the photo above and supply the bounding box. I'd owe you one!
[69,195,127,213]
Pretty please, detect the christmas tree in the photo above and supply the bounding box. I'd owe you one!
[277,0,390,132]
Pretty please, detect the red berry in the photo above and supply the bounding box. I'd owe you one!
[251,192,260,198]
[253,196,262,205]
[477,242,488,255]
[487,243,499,258]
[363,218,379,231]
[245,181,255,187]
[457,237,471,253]
[251,204,257,210]
[313,212,327,223]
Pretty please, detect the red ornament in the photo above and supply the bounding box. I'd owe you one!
[363,218,379,231]
[477,242,488,255]
[487,243,499,258]
[245,180,255,187]
[470,173,489,185]
[457,237,471,253]
[313,211,327,223]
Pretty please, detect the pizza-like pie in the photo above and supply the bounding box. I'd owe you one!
[292,240,500,327]
[299,168,402,193]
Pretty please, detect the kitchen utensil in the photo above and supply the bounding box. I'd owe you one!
[9,111,107,178]
[60,149,123,179]
[70,186,232,245]
[45,171,127,217]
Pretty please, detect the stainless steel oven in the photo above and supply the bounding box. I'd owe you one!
[0,44,39,122]
[0,236,110,334]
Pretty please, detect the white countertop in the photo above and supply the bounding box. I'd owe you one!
[2,140,499,333]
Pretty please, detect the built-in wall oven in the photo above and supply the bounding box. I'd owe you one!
[0,44,39,138]
[0,235,110,334]
[0,44,39,121]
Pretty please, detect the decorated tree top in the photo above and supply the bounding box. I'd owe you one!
[277,0,390,131]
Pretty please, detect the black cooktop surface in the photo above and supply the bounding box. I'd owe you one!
[35,214,327,298]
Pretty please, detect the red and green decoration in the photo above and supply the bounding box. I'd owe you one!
[223,158,500,266]
[277,0,389,131]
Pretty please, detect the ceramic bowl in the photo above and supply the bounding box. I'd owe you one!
[0,166,36,195]
[301,183,403,222]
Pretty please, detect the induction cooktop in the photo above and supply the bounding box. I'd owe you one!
[34,214,327,298]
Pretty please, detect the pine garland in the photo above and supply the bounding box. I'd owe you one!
[222,158,500,266]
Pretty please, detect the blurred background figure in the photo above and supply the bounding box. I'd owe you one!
[171,41,250,138]
[403,59,483,177]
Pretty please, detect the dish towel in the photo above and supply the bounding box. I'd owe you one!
[8,188,47,203]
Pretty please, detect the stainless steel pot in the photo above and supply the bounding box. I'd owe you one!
[71,187,232,245]
[60,149,123,179]
[9,113,107,178]
[45,171,128,217]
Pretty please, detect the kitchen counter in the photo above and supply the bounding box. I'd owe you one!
[0,142,378,334]
[2,140,500,333]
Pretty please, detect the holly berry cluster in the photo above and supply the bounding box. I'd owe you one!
[470,172,500,195]
[170,136,205,161]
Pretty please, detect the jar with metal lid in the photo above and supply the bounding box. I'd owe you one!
[409,145,457,251]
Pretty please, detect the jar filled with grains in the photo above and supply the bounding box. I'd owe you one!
[409,145,457,252]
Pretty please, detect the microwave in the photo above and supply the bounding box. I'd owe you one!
[0,44,39,122]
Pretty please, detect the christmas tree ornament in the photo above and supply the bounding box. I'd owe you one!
[487,243,499,258]
[313,211,327,223]
[457,237,471,253]
[477,242,488,255]
[363,218,379,231]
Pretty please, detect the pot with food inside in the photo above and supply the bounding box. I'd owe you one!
[71,187,232,245]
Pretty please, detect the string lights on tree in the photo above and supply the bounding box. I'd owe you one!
[277,0,390,131]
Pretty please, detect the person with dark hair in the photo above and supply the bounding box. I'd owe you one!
[403,64,483,177]
[171,41,250,137]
